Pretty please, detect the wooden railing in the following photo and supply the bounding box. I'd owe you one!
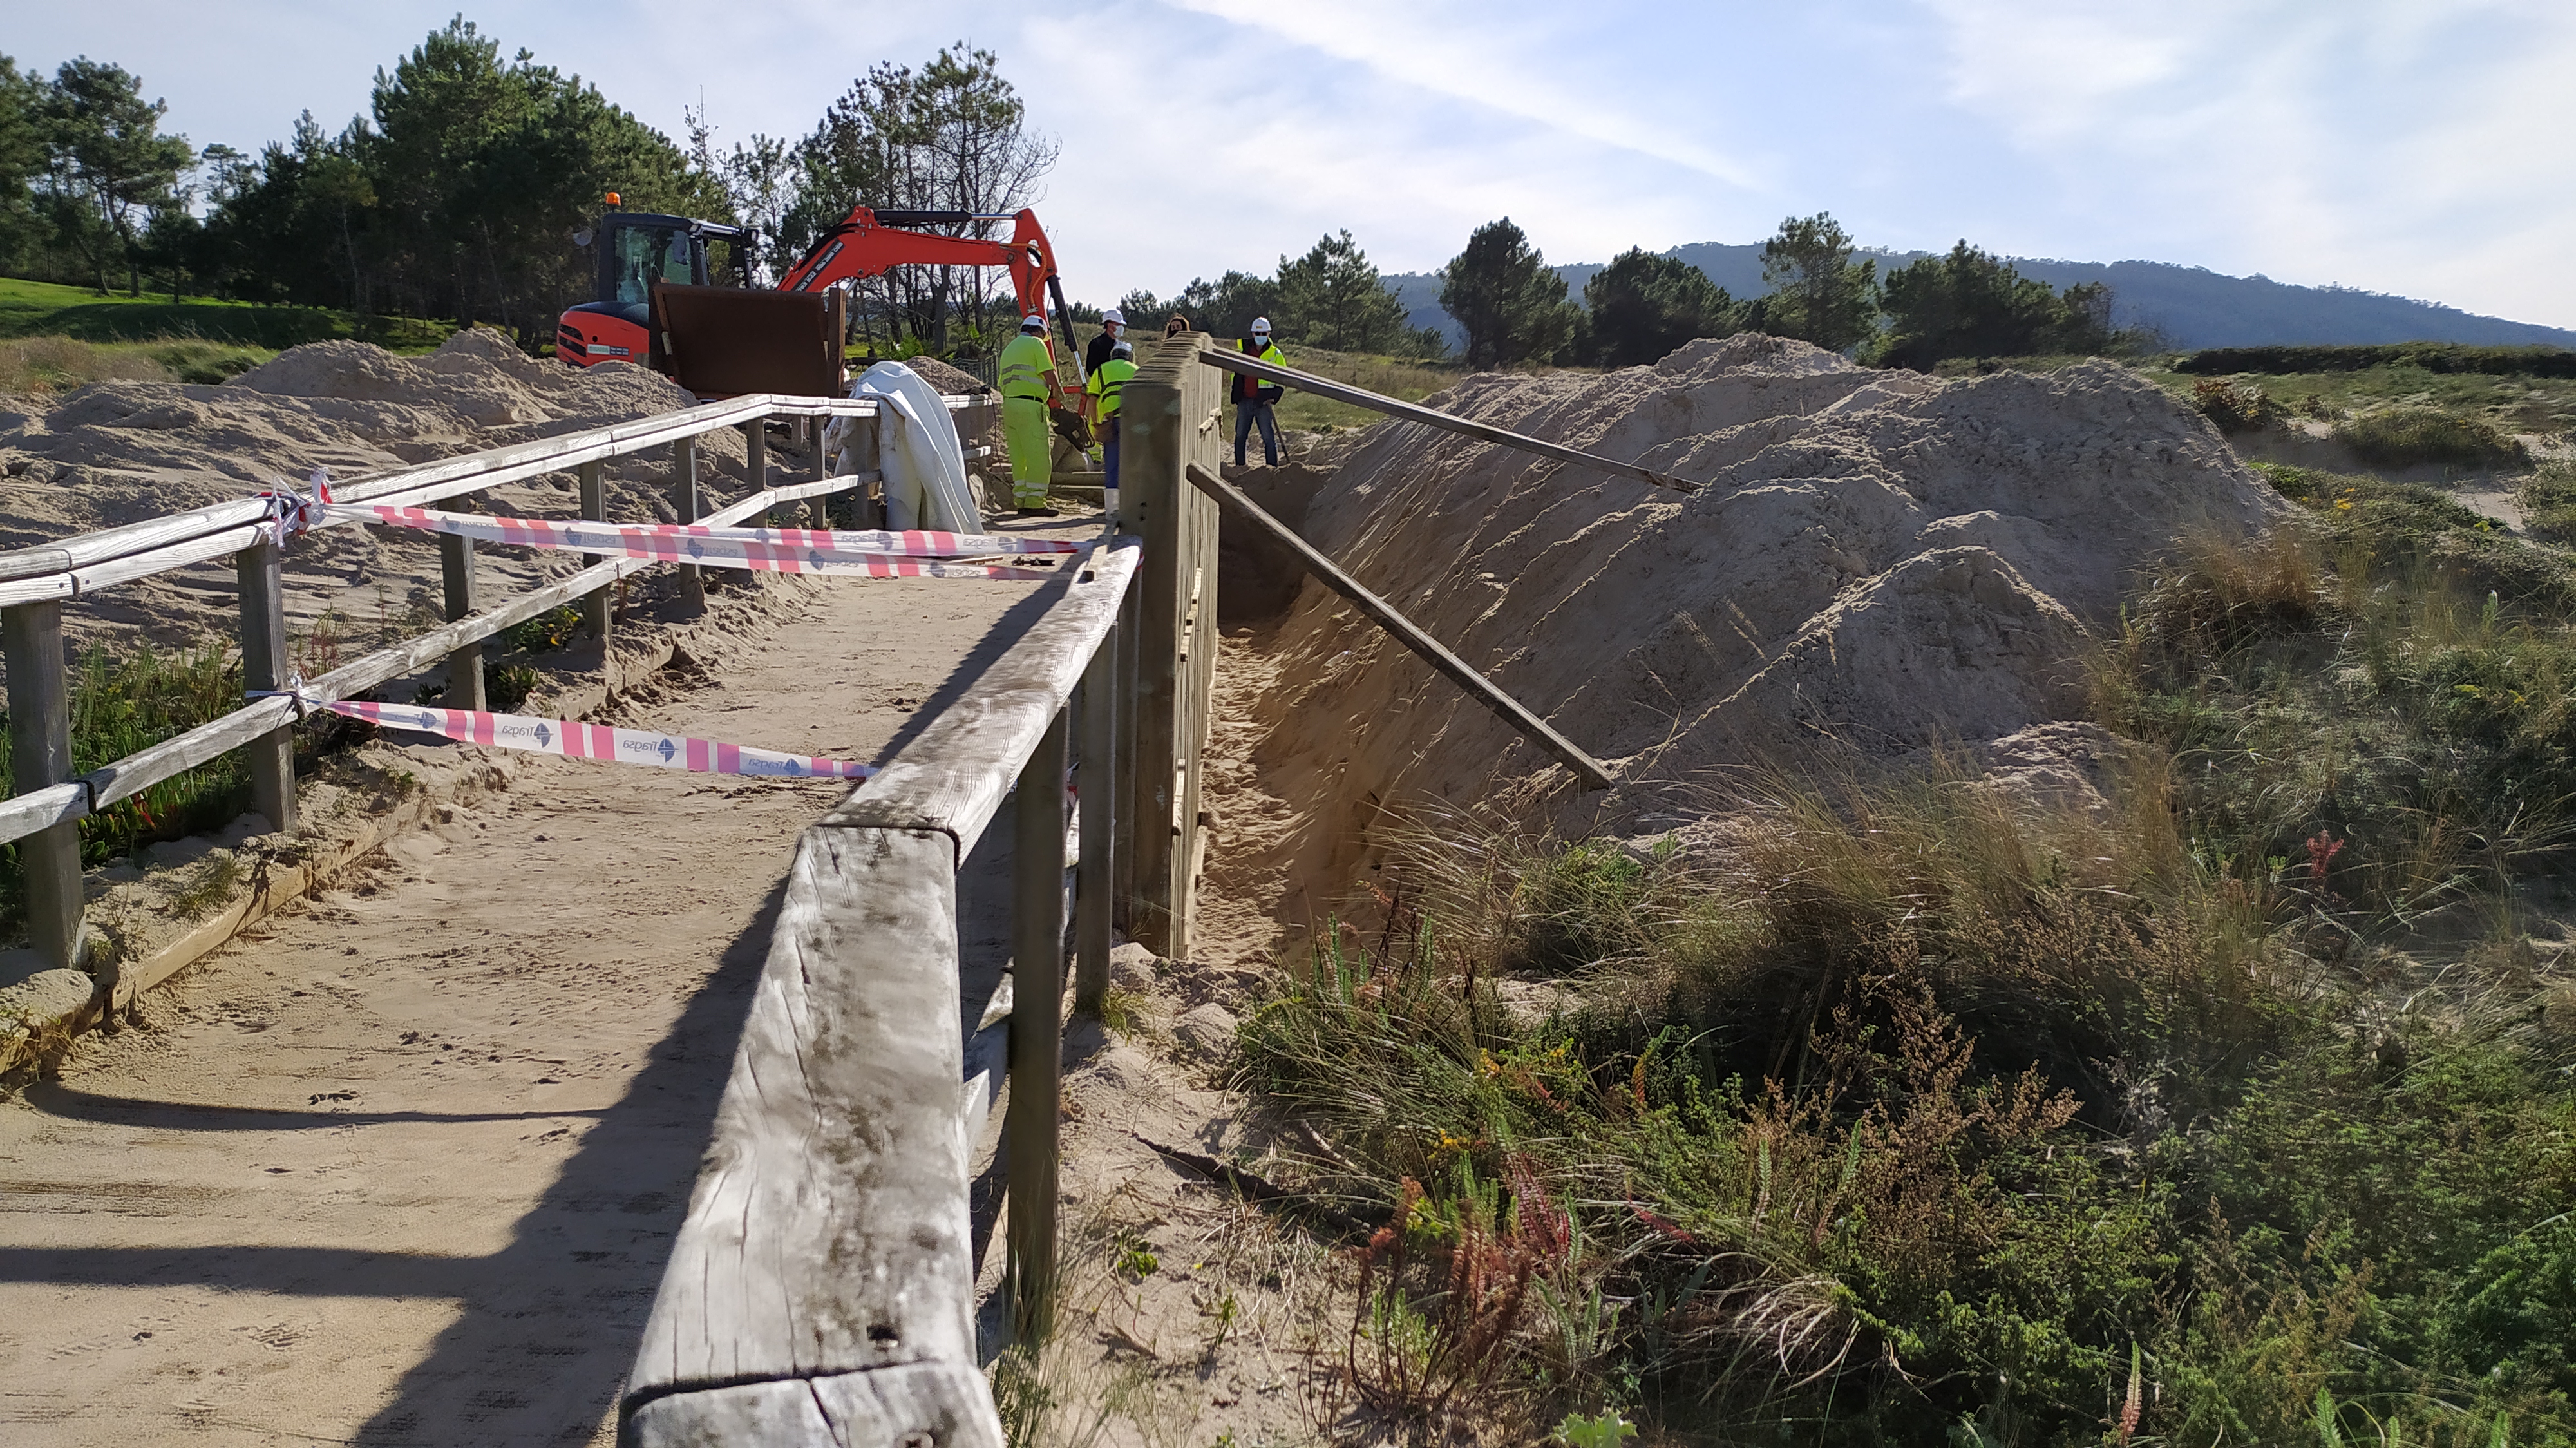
[0,338,1229,1445]
[0,389,994,987]
[616,334,1224,1445]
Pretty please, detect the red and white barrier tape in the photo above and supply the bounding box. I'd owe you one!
[321,502,1078,580]
[325,698,873,780]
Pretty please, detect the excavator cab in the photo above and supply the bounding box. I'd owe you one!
[556,209,750,368]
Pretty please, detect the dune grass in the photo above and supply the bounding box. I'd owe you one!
[1265,346,1461,433]
[1235,461,2576,1444]
[2137,354,2576,440]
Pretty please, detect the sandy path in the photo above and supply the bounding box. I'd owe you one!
[0,518,1092,1448]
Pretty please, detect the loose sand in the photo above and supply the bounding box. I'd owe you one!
[1203,336,2291,961]
[0,330,764,673]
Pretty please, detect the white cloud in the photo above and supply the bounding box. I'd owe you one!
[1914,0,2576,323]
[10,1,2576,327]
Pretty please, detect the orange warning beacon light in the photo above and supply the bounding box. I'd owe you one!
[604,191,621,207]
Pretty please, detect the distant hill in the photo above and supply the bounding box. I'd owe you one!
[1383,245,2576,355]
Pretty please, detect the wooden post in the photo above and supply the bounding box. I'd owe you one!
[577,459,611,645]
[1074,624,1116,1015]
[1111,574,1141,933]
[806,418,830,528]
[1117,335,1218,957]
[858,414,884,530]
[673,434,704,609]
[439,532,486,712]
[3,602,84,971]
[235,540,295,835]
[742,419,768,527]
[1005,706,1068,1344]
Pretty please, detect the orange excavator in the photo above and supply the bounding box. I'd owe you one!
[556,201,1084,415]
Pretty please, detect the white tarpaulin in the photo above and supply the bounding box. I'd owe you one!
[828,361,981,533]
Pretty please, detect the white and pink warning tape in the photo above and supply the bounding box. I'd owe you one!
[321,503,1081,580]
[326,698,873,780]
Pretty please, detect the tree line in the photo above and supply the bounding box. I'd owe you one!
[3,23,2143,374]
[1437,213,2145,370]
[1135,213,2147,373]
[0,22,1055,354]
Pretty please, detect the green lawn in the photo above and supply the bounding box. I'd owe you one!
[0,275,451,353]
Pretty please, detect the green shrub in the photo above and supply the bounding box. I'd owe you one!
[0,643,251,939]
[2337,406,2530,470]
[2523,461,2576,544]
[2193,377,2277,433]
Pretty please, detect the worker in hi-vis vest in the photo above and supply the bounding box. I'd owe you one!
[996,313,1060,517]
[1232,316,1287,467]
[1086,337,1137,508]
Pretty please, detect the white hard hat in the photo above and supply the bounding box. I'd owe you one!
[1250,316,1272,334]
[1022,313,1046,332]
[1102,308,1124,327]
[1112,339,1133,358]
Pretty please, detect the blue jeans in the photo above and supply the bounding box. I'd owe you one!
[1234,401,1278,466]
[1103,430,1120,488]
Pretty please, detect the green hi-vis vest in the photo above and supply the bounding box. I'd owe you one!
[1086,357,1137,421]
[997,332,1055,401]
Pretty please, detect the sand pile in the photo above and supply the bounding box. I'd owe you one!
[0,329,764,657]
[1208,335,2288,940]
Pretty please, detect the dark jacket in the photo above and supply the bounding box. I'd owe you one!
[1235,336,1285,405]
[1084,329,1121,376]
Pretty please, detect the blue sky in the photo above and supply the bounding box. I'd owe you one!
[14,1,2575,327]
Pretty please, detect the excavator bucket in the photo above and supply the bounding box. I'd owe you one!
[650,283,846,397]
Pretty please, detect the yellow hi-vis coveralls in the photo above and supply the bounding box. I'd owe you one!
[996,330,1057,508]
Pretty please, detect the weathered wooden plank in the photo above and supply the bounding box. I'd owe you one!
[1187,462,1616,790]
[1199,347,1700,494]
[822,540,1139,861]
[626,1361,1003,1448]
[624,825,977,1398]
[4,601,85,969]
[236,540,297,832]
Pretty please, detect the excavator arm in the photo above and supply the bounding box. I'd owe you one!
[776,207,1075,375]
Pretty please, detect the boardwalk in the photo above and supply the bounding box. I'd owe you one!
[0,526,1084,1446]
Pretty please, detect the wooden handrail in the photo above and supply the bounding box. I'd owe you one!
[0,466,886,848]
[0,391,998,603]
[621,538,1137,1448]
[1196,346,1700,494]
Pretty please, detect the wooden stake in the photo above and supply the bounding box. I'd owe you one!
[439,531,486,712]
[1186,463,1615,790]
[1197,347,1699,495]
[3,601,84,970]
[673,435,703,609]
[235,540,298,832]
[1074,624,1117,1015]
[1006,706,1069,1343]
[577,459,611,645]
